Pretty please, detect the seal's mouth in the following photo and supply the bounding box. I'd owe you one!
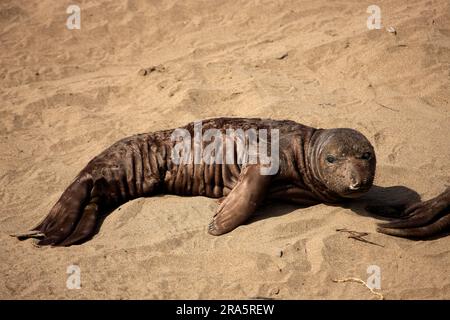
[340,185,371,198]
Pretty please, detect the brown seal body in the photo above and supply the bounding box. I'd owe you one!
[13,117,378,246]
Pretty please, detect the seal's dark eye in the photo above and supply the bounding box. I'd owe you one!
[361,152,372,160]
[326,155,336,163]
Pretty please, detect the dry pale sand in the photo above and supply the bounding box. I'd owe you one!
[1,0,449,299]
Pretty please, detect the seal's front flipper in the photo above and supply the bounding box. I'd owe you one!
[208,165,272,236]
[377,187,450,238]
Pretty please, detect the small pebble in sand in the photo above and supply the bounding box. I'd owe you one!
[270,288,280,295]
[138,65,166,76]
[386,26,397,35]
[276,52,288,60]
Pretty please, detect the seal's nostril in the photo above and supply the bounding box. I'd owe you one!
[349,182,361,190]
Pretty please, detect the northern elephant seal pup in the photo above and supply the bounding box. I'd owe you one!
[13,117,377,246]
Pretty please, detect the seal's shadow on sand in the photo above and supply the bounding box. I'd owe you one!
[251,185,421,224]
[345,185,421,219]
[85,186,447,245]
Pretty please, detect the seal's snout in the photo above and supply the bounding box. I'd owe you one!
[339,166,372,198]
[349,181,361,191]
[349,172,362,190]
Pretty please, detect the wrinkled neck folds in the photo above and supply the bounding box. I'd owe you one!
[305,129,341,203]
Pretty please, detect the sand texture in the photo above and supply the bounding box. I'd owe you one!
[1,0,449,299]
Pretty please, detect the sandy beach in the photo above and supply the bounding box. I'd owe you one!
[1,0,449,299]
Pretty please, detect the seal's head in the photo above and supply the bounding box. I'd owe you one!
[310,128,376,198]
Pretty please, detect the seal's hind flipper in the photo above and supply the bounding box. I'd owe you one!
[10,230,45,240]
[12,174,94,246]
[208,165,272,235]
[57,197,100,246]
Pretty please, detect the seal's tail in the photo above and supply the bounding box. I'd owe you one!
[11,174,100,246]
